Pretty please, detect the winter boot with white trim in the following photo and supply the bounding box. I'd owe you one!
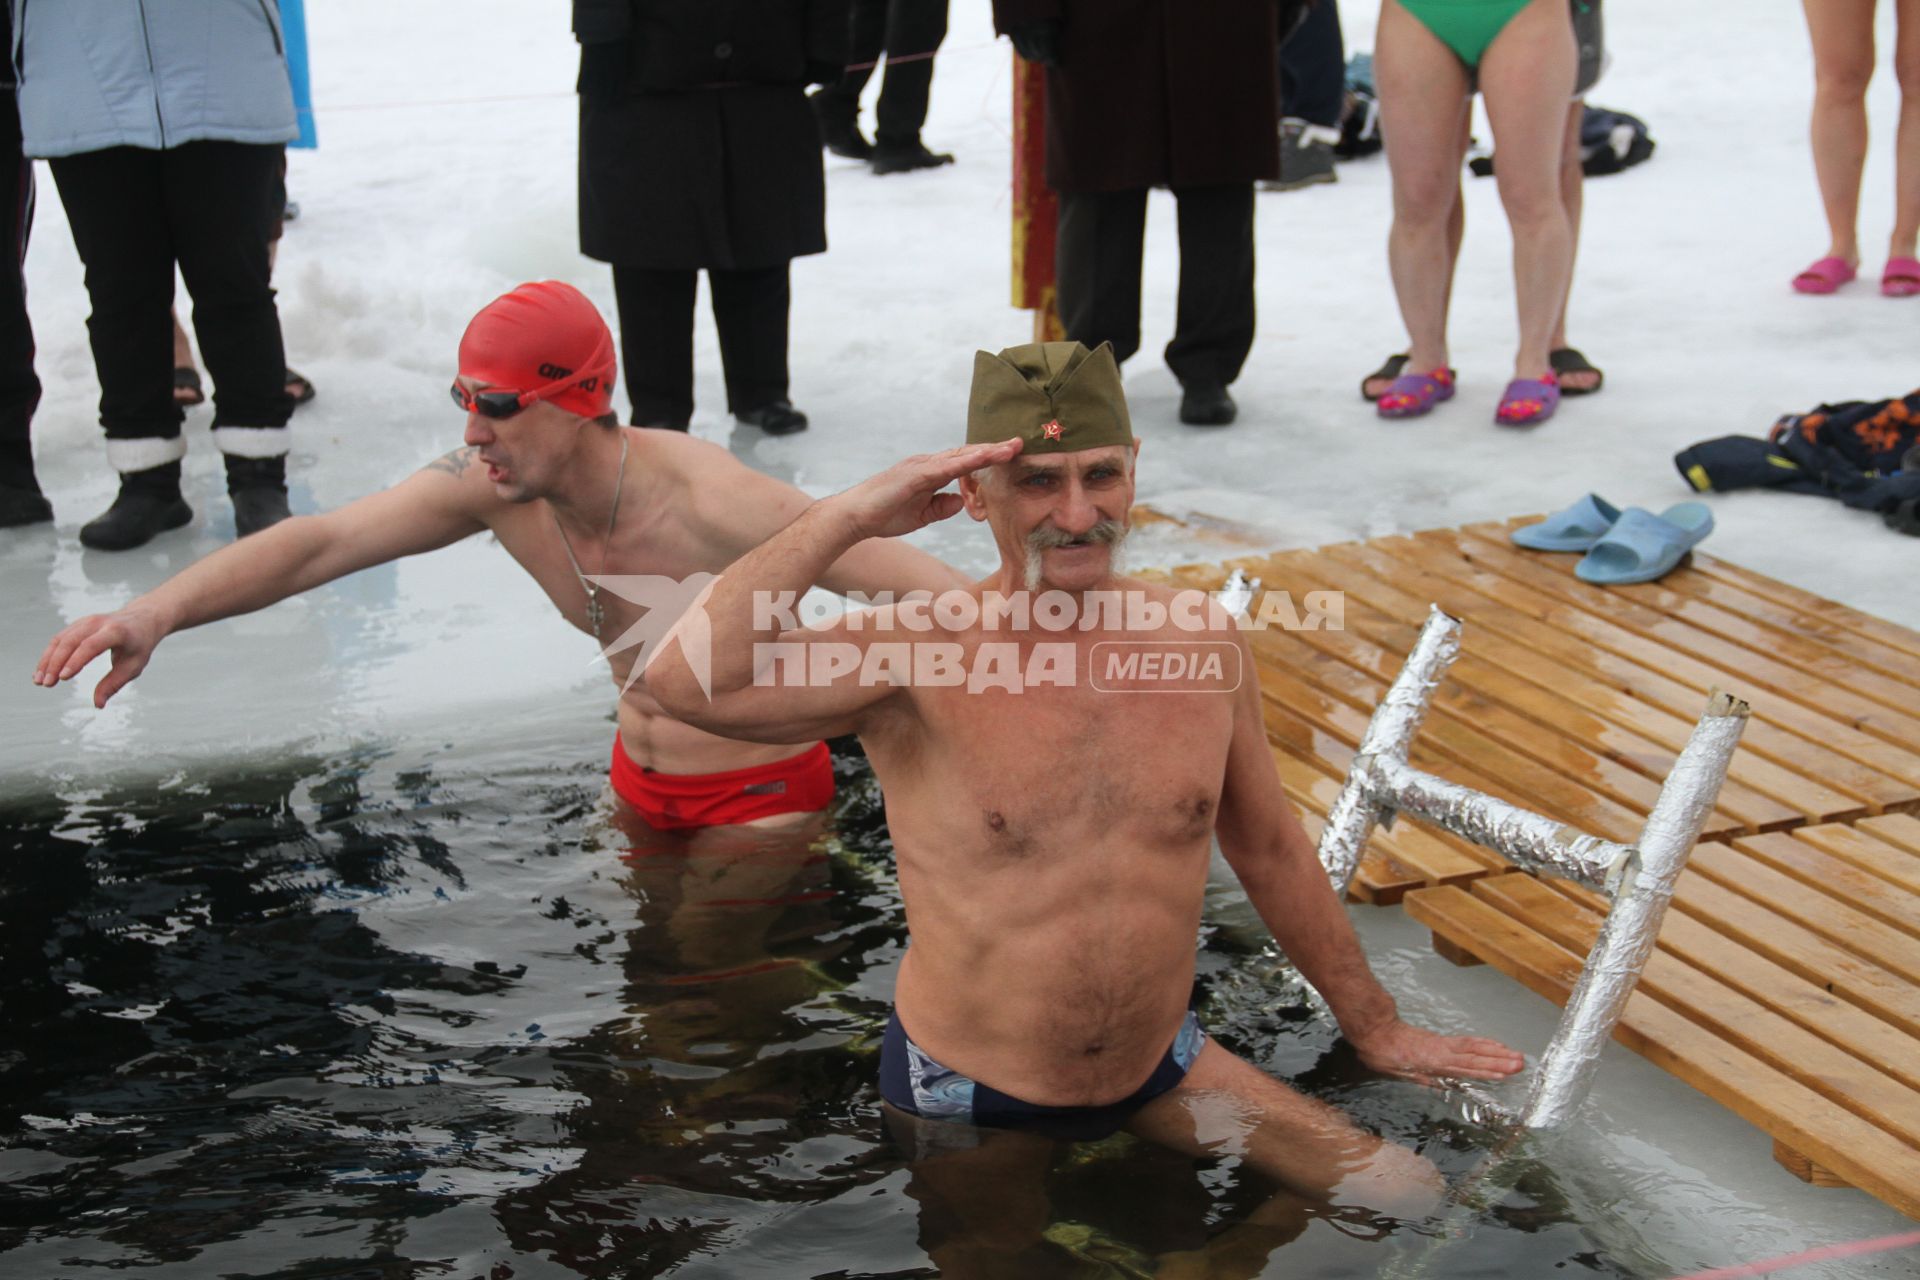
[81,439,193,550]
[216,426,292,538]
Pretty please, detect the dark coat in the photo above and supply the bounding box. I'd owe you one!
[574,0,847,270]
[992,0,1281,195]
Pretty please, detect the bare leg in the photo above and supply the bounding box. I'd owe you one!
[612,794,830,963]
[1893,0,1920,260]
[1126,1037,1445,1278]
[883,1106,1063,1280]
[1550,98,1603,390]
[170,312,193,371]
[1443,114,1469,332]
[1479,0,1577,382]
[169,310,201,406]
[265,239,312,400]
[1376,0,1474,377]
[1548,100,1581,353]
[1802,0,1877,267]
[1360,128,1465,402]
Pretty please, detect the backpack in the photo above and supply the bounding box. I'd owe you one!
[1466,104,1656,178]
[1578,106,1655,175]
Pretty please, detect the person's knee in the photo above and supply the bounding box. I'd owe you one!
[1498,183,1569,232]
[1391,180,1462,225]
[1894,52,1920,101]
[1330,1140,1446,1219]
[1813,55,1875,100]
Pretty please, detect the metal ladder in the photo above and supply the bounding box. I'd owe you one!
[1312,603,1749,1130]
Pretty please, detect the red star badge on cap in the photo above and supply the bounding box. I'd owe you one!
[1041,419,1063,440]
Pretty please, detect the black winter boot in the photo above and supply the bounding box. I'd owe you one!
[734,400,809,436]
[0,442,52,527]
[0,482,52,527]
[808,90,873,160]
[1178,381,1237,427]
[80,461,193,550]
[225,454,291,537]
[871,139,955,175]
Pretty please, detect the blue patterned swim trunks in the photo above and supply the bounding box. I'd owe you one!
[878,1007,1207,1142]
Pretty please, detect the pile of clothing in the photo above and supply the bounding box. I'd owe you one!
[1675,391,1920,535]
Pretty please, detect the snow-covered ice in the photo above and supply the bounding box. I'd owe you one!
[5,0,1915,771]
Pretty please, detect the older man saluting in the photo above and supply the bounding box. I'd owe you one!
[647,340,1524,1236]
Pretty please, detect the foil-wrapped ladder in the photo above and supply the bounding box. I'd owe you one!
[1316,605,1750,1130]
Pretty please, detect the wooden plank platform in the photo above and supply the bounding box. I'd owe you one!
[1139,513,1920,1216]
[1149,513,1920,902]
[1404,818,1920,1218]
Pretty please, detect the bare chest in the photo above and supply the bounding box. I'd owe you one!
[904,676,1235,856]
[490,506,719,663]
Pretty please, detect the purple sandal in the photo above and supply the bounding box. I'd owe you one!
[1495,374,1560,427]
[1376,367,1455,419]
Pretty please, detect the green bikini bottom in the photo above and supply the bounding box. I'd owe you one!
[1398,0,1532,69]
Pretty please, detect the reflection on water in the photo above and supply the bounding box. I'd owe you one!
[0,732,1661,1277]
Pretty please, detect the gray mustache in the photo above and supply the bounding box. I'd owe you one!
[1026,519,1126,554]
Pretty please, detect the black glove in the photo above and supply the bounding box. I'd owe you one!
[1006,19,1064,68]
[577,40,629,108]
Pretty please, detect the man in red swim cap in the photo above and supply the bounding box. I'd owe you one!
[34,281,969,836]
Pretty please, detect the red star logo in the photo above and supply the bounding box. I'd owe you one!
[1041,419,1063,440]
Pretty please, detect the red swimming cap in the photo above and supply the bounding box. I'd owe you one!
[457,281,617,419]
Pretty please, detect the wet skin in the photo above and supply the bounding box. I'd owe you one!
[32,388,966,785]
[647,438,1526,1235]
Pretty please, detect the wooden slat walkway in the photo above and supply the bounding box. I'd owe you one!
[1405,817,1920,1217]
[1142,511,1920,1217]
[1161,517,1920,903]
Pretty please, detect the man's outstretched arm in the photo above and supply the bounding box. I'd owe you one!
[648,439,1020,743]
[1212,629,1527,1085]
[33,450,492,707]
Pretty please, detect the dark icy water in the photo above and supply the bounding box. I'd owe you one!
[0,726,1659,1278]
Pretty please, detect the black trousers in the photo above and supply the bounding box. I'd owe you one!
[1055,184,1256,388]
[813,0,949,147]
[1278,0,1347,128]
[612,264,790,426]
[48,142,290,448]
[0,87,39,484]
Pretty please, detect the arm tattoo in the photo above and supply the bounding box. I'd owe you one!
[423,446,478,478]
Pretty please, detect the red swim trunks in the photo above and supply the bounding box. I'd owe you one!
[609,736,835,831]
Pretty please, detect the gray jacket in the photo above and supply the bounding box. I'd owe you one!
[10,0,297,158]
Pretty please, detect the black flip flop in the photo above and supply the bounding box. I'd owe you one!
[1550,347,1604,396]
[1361,354,1408,401]
[173,366,205,407]
[1361,353,1459,402]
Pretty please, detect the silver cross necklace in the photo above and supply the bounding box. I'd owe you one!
[552,431,628,641]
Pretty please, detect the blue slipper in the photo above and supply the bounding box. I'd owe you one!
[1511,493,1622,551]
[1574,504,1714,584]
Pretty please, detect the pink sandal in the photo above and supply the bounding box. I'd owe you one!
[1882,257,1920,298]
[1792,256,1858,295]
[1376,367,1455,419]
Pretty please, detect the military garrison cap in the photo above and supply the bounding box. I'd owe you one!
[966,340,1133,454]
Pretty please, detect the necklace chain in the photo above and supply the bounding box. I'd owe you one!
[553,431,629,642]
